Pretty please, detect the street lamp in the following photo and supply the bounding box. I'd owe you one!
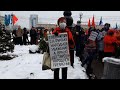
[79,12,83,24]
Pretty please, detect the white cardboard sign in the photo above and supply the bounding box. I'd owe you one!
[48,33,71,69]
[88,31,98,41]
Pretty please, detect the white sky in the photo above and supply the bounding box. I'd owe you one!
[1,11,120,29]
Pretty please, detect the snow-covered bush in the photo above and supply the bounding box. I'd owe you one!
[29,45,39,54]
[38,38,48,54]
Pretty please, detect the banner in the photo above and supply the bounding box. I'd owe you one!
[48,33,71,69]
[88,31,98,41]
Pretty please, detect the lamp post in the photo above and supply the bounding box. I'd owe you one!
[79,12,83,24]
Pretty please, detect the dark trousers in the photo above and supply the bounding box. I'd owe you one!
[75,43,80,56]
[76,43,85,58]
[98,51,104,61]
[104,52,114,57]
[82,51,96,74]
[98,51,104,66]
[16,37,23,45]
[30,36,36,45]
[13,37,17,45]
[54,67,67,79]
[79,44,85,62]
[23,37,28,45]
[82,52,94,67]
[70,49,74,67]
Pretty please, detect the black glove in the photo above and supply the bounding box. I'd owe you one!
[54,32,58,36]
[112,42,117,46]
[69,40,74,45]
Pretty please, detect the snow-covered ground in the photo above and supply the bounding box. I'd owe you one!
[0,45,88,79]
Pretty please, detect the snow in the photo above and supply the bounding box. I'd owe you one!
[29,45,39,52]
[0,45,88,79]
[103,57,120,65]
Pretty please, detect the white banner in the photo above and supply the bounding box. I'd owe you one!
[88,31,98,41]
[48,33,71,69]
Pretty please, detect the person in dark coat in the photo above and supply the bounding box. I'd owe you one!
[52,17,75,79]
[75,21,85,61]
[30,27,37,45]
[23,27,29,45]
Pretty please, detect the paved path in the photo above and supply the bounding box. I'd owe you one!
[91,59,104,79]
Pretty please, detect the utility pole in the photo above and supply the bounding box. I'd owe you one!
[79,12,83,24]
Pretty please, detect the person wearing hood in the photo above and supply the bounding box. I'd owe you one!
[52,17,75,79]
[104,29,117,57]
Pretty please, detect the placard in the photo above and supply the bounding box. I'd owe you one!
[88,31,98,41]
[48,33,71,69]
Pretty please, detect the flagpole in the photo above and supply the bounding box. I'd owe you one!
[11,13,14,30]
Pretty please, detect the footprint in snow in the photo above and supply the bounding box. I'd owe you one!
[30,73,34,76]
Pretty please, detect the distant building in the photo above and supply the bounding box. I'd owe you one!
[81,24,104,30]
[0,15,5,24]
[29,14,38,29]
[36,24,57,29]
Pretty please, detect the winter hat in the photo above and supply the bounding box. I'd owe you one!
[108,29,115,35]
[57,17,66,25]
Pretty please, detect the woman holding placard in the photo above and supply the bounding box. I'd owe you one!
[52,17,75,79]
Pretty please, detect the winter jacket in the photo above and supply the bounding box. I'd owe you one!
[16,28,23,37]
[97,31,104,51]
[75,25,85,43]
[104,34,117,53]
[114,31,120,46]
[52,27,75,49]
[85,40,96,53]
[30,29,37,37]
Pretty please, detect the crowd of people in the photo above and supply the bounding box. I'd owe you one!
[1,15,120,79]
[47,17,120,79]
[12,26,52,45]
[73,22,120,79]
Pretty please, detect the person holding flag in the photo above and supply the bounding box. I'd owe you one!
[99,17,103,26]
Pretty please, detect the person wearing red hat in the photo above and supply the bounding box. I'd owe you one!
[52,17,75,79]
[104,29,117,57]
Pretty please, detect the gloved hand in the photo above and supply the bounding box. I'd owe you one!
[69,40,74,45]
[112,42,117,46]
[54,32,58,36]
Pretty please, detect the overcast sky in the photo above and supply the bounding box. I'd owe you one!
[1,11,120,28]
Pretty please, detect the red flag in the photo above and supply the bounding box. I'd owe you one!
[88,18,91,28]
[12,14,18,25]
[92,15,95,27]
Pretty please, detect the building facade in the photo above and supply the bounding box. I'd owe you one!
[29,14,38,29]
[0,15,5,25]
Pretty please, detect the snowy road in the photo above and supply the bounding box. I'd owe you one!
[0,45,88,79]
